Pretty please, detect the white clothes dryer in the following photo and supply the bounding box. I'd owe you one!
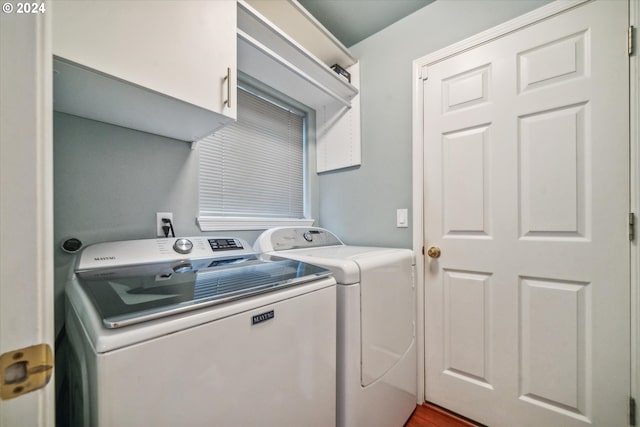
[254,227,417,427]
[65,236,337,427]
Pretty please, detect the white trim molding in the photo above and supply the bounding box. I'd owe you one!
[630,0,640,410]
[197,216,314,231]
[414,0,589,69]
[0,5,54,425]
[411,47,426,407]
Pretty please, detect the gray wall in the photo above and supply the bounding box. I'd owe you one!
[54,112,195,332]
[318,0,552,248]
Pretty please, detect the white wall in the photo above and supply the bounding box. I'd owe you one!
[317,0,552,247]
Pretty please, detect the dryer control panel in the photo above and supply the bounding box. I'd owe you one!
[254,227,344,252]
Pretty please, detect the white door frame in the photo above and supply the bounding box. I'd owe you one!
[0,4,54,427]
[630,0,640,412]
[411,0,639,408]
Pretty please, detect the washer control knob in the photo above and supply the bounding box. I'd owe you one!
[303,231,313,242]
[173,238,193,254]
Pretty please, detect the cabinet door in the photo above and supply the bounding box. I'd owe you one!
[317,62,361,172]
[53,0,236,120]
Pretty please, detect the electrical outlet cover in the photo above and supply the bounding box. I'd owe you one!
[156,212,173,237]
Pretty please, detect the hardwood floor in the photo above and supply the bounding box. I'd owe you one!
[404,403,483,427]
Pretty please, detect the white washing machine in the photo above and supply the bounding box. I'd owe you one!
[254,227,417,427]
[65,236,337,427]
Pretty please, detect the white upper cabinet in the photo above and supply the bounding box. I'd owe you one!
[52,0,237,142]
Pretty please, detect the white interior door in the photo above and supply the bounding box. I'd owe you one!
[423,1,630,426]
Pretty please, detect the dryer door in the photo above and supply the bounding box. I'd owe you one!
[357,250,414,386]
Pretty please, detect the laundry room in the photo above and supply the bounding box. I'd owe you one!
[1,0,639,426]
[51,0,552,350]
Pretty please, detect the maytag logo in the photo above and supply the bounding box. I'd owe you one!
[94,256,116,261]
[251,310,274,325]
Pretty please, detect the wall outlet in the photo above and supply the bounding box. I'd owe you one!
[396,208,408,228]
[156,212,173,237]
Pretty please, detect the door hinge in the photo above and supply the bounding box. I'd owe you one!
[631,397,637,426]
[630,26,635,56]
[630,213,636,241]
[0,344,53,400]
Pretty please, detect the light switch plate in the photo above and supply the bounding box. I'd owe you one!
[396,208,408,228]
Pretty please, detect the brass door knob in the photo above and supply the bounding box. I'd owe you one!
[427,246,441,258]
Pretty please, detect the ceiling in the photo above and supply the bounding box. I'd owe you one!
[297,0,435,47]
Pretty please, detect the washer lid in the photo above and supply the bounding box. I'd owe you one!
[260,250,359,284]
[261,245,413,285]
[76,254,330,328]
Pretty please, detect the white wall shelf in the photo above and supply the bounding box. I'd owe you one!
[237,0,358,110]
[244,0,356,69]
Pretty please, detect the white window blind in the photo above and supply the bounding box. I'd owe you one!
[198,88,310,230]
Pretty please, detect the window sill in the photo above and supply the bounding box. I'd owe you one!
[197,216,314,232]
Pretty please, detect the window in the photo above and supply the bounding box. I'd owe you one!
[197,86,313,231]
